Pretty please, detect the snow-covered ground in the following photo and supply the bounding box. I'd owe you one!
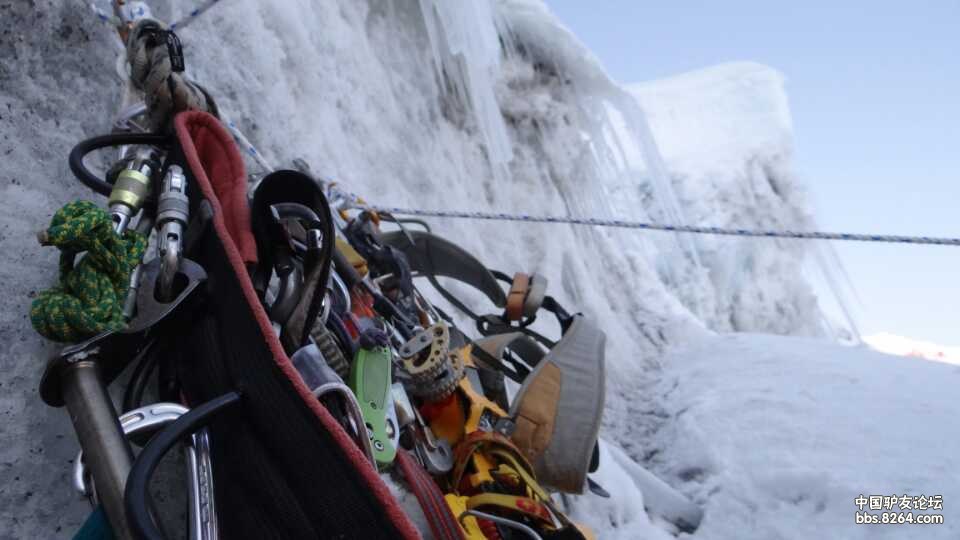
[576,333,960,539]
[0,1,953,538]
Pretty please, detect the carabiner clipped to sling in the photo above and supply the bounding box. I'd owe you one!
[74,402,219,540]
[126,393,241,540]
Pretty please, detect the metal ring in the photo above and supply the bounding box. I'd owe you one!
[312,382,376,468]
[74,403,188,499]
[458,510,543,539]
[73,403,219,540]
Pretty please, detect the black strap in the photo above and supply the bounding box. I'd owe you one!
[126,392,242,540]
[69,132,172,197]
[250,170,336,350]
[470,340,531,384]
[414,234,489,324]
[408,247,574,351]
[296,196,335,348]
[475,314,557,350]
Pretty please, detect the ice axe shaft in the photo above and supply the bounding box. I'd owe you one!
[62,360,137,540]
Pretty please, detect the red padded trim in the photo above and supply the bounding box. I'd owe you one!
[174,112,257,264]
[173,111,420,539]
[397,449,465,540]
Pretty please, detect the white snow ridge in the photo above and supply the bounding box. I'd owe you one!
[0,0,955,538]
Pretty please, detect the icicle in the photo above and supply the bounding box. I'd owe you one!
[811,241,862,343]
[613,92,703,270]
[493,0,708,319]
[417,0,513,175]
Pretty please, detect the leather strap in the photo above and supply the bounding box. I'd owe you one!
[505,272,530,321]
[510,361,562,463]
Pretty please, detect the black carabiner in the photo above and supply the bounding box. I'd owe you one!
[69,133,171,196]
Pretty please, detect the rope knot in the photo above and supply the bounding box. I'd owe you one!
[30,201,147,343]
[126,20,217,132]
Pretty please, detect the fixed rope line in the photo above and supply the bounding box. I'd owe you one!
[89,0,224,31]
[169,0,223,30]
[362,205,960,247]
[225,120,274,173]
[89,3,122,26]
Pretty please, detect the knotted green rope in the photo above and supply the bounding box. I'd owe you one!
[31,201,147,343]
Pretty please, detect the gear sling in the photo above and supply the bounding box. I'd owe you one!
[159,111,420,538]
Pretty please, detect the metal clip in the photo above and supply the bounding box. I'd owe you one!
[411,413,454,475]
[392,384,454,475]
[74,403,219,540]
[268,262,302,327]
[157,165,190,301]
[113,102,149,134]
[291,343,377,468]
[109,147,159,234]
[330,271,351,314]
[459,510,543,540]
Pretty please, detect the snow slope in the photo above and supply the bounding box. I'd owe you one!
[586,333,960,539]
[0,1,946,539]
[566,334,960,539]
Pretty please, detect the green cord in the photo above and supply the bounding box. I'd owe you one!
[30,201,147,343]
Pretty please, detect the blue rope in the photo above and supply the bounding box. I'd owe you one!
[169,0,223,30]
[368,206,960,246]
[88,1,223,31]
[326,185,960,247]
[213,121,960,248]
[351,200,960,247]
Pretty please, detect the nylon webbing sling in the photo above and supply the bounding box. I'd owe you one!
[167,111,420,539]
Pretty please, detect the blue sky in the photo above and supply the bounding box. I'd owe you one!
[546,1,959,345]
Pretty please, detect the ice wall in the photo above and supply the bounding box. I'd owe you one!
[632,62,842,336]
[165,0,836,346]
[493,3,845,337]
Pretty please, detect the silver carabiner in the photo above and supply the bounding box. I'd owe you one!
[73,403,219,540]
[74,403,188,499]
[394,384,453,475]
[291,343,377,467]
[186,427,218,540]
[157,165,189,301]
[330,271,351,314]
[459,510,543,540]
